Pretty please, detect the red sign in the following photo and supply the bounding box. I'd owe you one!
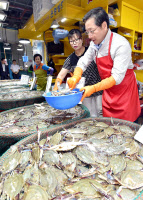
[88,0,93,4]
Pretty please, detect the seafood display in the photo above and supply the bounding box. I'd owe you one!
[51,88,78,96]
[0,118,142,200]
[0,80,27,87]
[0,90,43,100]
[0,103,85,133]
[0,86,30,93]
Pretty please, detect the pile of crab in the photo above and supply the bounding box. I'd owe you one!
[0,90,43,100]
[0,103,84,133]
[0,120,143,200]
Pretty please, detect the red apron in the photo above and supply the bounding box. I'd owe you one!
[96,32,141,122]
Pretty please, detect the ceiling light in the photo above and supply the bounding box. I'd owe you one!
[0,0,9,11]
[0,10,7,21]
[19,39,30,44]
[51,20,59,28]
[17,48,23,51]
[61,18,67,23]
[37,34,41,38]
[4,43,11,50]
[18,44,23,47]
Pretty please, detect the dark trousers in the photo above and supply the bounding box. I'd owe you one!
[1,72,9,80]
[12,72,20,79]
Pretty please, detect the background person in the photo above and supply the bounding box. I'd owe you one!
[33,54,54,91]
[10,59,20,79]
[0,58,9,80]
[67,7,141,122]
[53,29,102,117]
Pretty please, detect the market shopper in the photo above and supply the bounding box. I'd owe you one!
[0,58,9,80]
[67,7,141,122]
[10,59,20,79]
[53,29,102,117]
[33,54,54,91]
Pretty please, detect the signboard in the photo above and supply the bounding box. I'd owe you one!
[30,77,37,90]
[35,0,64,31]
[20,75,30,85]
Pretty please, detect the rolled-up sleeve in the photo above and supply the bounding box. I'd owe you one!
[42,64,50,71]
[111,37,133,85]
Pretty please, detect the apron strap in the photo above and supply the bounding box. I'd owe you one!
[108,32,113,55]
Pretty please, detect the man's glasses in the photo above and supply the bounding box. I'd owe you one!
[69,38,81,44]
[85,26,99,35]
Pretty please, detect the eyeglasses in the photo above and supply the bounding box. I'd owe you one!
[85,27,99,35]
[69,38,81,44]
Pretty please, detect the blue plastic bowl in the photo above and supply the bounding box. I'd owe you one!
[43,88,83,110]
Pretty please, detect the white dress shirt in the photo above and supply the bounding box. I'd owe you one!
[10,64,20,73]
[2,64,5,72]
[77,29,134,85]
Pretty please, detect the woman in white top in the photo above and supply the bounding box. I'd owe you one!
[10,59,20,79]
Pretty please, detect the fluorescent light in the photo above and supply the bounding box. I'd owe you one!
[19,39,30,44]
[37,34,41,38]
[0,10,7,21]
[51,20,59,28]
[61,18,67,22]
[4,46,11,50]
[0,0,9,10]
[18,44,23,47]
[4,43,11,50]
[17,48,23,51]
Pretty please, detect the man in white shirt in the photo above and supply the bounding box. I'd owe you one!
[10,59,20,79]
[68,7,141,122]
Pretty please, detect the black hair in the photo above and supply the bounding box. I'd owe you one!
[33,54,42,61]
[12,59,16,62]
[1,58,5,61]
[68,29,82,40]
[83,7,109,28]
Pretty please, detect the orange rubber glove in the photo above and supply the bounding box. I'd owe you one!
[67,67,83,90]
[80,76,116,102]
[53,78,62,91]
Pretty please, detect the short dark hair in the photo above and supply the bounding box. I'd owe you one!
[68,29,82,40]
[1,58,5,61]
[83,7,109,28]
[34,54,42,61]
[12,59,16,62]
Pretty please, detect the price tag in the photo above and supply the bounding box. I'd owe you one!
[134,125,143,144]
[45,76,52,93]
[20,75,30,84]
[30,77,37,90]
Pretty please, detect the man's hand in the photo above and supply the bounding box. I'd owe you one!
[80,85,96,101]
[80,76,116,101]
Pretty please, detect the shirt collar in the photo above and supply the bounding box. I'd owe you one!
[90,29,111,50]
[94,39,105,50]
